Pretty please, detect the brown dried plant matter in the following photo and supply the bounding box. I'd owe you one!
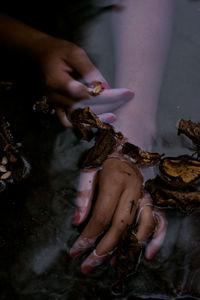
[71,107,163,168]
[70,107,115,141]
[81,131,116,168]
[144,120,200,213]
[121,142,164,166]
[145,176,200,213]
[178,119,200,148]
[112,225,143,296]
[88,81,105,96]
[159,155,200,184]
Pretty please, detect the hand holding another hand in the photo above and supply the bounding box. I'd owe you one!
[70,158,167,274]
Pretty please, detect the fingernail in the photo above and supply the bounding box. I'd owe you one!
[122,91,135,100]
[100,113,116,123]
[73,211,80,225]
[73,208,86,225]
[105,115,116,122]
[70,249,82,259]
[101,82,110,89]
[81,264,94,274]
[146,250,155,260]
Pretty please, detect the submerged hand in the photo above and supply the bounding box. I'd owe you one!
[70,158,167,274]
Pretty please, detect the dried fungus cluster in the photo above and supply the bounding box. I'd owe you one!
[146,120,200,213]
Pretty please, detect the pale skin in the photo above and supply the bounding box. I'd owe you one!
[0,1,173,274]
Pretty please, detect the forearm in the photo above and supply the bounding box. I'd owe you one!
[0,13,49,57]
[112,0,174,150]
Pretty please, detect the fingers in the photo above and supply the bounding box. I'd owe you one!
[46,90,75,108]
[80,164,143,273]
[72,88,135,114]
[145,208,167,259]
[73,168,99,226]
[80,188,141,274]
[135,196,167,259]
[70,163,125,259]
[55,107,72,127]
[69,47,108,85]
[97,113,116,123]
[56,109,116,128]
[94,177,142,256]
[135,197,156,243]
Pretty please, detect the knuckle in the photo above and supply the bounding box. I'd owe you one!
[71,45,86,58]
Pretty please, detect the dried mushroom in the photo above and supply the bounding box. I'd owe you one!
[178,119,200,149]
[71,107,164,168]
[81,131,116,168]
[112,225,143,295]
[88,81,105,96]
[145,177,200,213]
[70,107,114,141]
[121,142,164,166]
[159,155,200,184]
